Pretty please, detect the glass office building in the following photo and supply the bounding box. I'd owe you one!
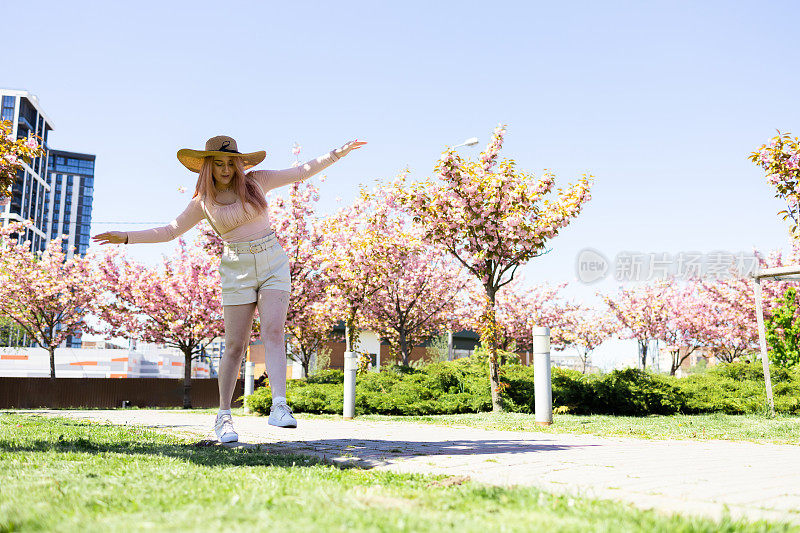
[47,150,95,257]
[0,89,53,252]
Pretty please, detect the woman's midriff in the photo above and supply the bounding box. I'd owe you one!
[227,225,275,244]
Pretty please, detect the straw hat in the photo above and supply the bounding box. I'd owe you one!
[177,135,266,173]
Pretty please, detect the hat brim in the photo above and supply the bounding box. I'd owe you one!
[177,149,266,173]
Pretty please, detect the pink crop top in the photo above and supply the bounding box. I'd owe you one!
[126,150,340,244]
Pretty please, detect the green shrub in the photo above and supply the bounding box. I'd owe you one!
[551,368,597,414]
[306,369,344,384]
[592,369,685,416]
[501,363,536,413]
[676,362,800,415]
[245,356,800,417]
[708,361,794,382]
[676,373,767,415]
[765,287,800,368]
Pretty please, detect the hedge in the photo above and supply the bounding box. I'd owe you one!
[245,356,800,417]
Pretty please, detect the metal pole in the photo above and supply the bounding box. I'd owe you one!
[343,351,357,419]
[533,326,552,426]
[343,322,356,419]
[753,277,776,417]
[447,330,454,361]
[243,361,255,414]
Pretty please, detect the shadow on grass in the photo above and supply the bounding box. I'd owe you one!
[0,416,316,469]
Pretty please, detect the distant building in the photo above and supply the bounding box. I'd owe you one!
[0,346,209,378]
[669,346,719,377]
[203,337,226,377]
[0,89,53,252]
[550,351,595,373]
[81,339,126,350]
[47,149,95,257]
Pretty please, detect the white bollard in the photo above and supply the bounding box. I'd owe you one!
[533,327,552,426]
[447,330,454,361]
[343,351,357,419]
[243,361,255,414]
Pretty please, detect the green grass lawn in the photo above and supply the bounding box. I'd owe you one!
[1,414,794,532]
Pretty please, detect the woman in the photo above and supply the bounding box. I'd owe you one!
[93,135,365,443]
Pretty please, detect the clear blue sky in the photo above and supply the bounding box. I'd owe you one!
[3,0,800,368]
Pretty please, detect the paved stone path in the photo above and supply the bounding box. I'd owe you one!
[24,410,800,526]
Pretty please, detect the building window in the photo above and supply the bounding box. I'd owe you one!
[1,96,14,121]
[18,98,37,130]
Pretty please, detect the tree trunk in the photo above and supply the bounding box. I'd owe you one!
[670,349,680,376]
[399,331,410,366]
[345,309,358,353]
[183,349,193,409]
[671,347,697,375]
[483,287,502,413]
[639,339,648,370]
[301,346,311,378]
[49,346,56,380]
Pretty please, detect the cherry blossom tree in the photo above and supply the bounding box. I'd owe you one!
[95,240,224,408]
[461,277,571,360]
[694,252,791,364]
[393,125,593,411]
[601,279,672,370]
[285,299,339,376]
[1,121,45,202]
[696,285,760,364]
[0,222,99,378]
[270,176,340,376]
[320,197,384,353]
[660,281,715,375]
[750,132,800,240]
[554,305,616,374]
[356,190,466,365]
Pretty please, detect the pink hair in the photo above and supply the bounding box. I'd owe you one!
[193,157,267,213]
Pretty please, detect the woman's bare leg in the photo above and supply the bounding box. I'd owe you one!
[257,289,290,398]
[219,302,257,410]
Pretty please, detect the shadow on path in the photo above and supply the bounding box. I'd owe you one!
[260,437,594,462]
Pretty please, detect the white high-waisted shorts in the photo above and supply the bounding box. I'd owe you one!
[219,232,291,306]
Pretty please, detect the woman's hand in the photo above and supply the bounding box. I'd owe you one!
[92,231,128,245]
[335,139,367,158]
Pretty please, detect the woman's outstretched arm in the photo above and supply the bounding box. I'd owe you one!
[251,139,367,192]
[92,197,205,245]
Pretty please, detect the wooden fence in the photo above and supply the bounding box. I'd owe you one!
[0,378,243,409]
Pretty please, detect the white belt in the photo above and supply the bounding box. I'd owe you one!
[225,232,276,254]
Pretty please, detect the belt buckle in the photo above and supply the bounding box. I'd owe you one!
[249,244,258,254]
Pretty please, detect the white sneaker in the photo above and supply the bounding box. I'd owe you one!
[214,413,238,443]
[268,402,297,428]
